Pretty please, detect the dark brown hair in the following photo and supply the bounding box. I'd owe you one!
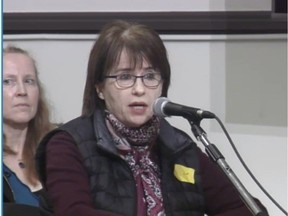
[3,45,55,185]
[82,20,171,116]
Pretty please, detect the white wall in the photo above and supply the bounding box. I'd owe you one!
[3,33,287,216]
[4,0,271,12]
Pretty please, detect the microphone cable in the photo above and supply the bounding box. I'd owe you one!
[214,115,287,215]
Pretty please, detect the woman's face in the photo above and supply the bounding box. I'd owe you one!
[96,51,163,128]
[3,53,39,127]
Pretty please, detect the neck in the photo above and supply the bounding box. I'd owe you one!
[4,123,28,154]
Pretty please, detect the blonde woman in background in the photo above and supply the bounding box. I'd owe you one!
[3,45,55,215]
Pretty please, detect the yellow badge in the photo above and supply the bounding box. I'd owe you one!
[174,164,195,184]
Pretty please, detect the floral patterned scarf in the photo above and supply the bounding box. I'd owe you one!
[105,112,165,216]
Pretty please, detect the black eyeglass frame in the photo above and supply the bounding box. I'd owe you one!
[104,73,162,88]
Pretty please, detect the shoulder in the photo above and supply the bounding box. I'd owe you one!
[158,118,199,155]
[39,115,93,148]
[159,118,196,144]
[60,115,95,143]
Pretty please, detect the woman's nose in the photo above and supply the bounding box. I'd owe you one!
[16,81,28,96]
[132,77,145,95]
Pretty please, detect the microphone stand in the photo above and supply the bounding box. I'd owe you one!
[188,119,268,216]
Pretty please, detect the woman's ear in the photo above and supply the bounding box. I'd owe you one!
[95,85,104,100]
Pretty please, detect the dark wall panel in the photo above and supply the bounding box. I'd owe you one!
[4,11,287,35]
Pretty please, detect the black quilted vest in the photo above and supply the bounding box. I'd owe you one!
[37,109,205,216]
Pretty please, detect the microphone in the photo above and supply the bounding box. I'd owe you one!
[153,97,215,119]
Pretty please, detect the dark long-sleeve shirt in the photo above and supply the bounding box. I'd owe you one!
[45,131,267,216]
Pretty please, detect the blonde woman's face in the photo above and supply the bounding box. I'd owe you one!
[3,53,39,126]
[96,50,163,128]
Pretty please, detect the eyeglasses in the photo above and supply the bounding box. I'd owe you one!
[104,72,162,88]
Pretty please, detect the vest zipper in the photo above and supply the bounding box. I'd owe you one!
[119,158,138,216]
[97,145,138,216]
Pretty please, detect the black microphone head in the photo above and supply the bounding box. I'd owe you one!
[153,97,170,117]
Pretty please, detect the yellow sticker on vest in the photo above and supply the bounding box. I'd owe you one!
[174,164,195,184]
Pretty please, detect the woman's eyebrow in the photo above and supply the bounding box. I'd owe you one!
[143,67,156,71]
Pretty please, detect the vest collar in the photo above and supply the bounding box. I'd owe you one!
[92,109,120,156]
[92,109,192,158]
